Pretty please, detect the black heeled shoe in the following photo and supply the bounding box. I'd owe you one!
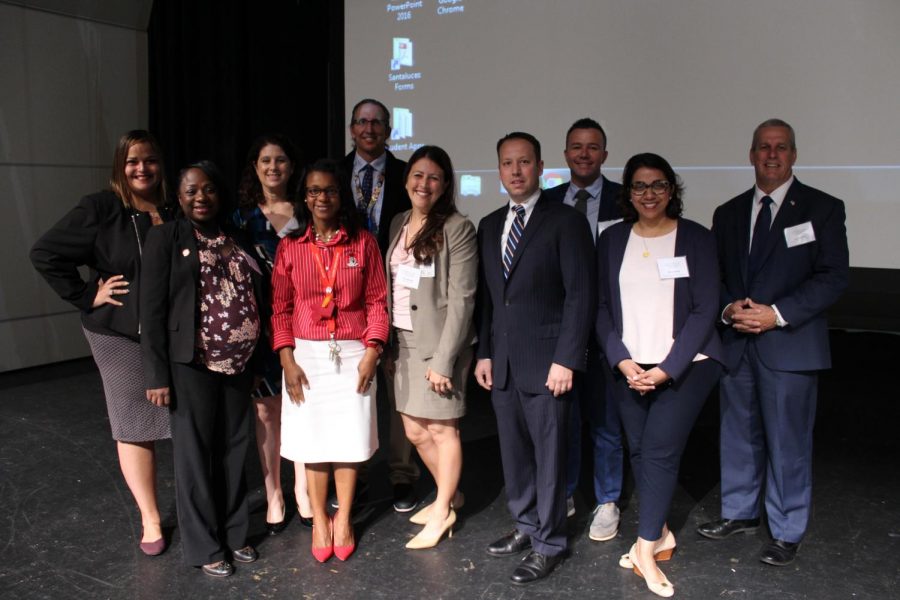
[266,504,287,535]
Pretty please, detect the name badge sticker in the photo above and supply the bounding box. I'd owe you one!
[396,263,421,289]
[418,261,435,278]
[657,256,690,279]
[784,221,816,248]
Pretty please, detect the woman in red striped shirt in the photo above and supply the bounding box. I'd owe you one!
[271,159,389,563]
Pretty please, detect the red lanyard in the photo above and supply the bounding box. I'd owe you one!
[309,243,343,337]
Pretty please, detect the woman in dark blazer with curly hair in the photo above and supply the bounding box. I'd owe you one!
[595,153,723,597]
[233,133,311,532]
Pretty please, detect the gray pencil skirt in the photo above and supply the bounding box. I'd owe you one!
[83,328,171,442]
[392,328,470,421]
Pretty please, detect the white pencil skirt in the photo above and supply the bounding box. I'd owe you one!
[280,339,379,464]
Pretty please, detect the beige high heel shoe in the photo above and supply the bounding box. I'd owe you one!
[405,509,457,550]
[409,491,465,525]
[619,529,676,568]
[629,543,675,598]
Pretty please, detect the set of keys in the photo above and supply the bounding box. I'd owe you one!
[328,336,342,365]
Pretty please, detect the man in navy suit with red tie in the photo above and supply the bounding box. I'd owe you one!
[698,119,849,566]
[475,132,595,584]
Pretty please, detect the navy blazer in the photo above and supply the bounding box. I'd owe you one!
[340,149,411,256]
[140,219,268,389]
[544,175,623,229]
[712,179,849,372]
[595,218,723,382]
[476,193,597,394]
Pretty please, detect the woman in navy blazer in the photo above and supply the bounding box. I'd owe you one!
[595,153,723,597]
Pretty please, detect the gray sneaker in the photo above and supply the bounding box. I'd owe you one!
[588,502,619,541]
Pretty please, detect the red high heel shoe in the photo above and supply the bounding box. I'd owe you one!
[333,511,356,561]
[311,517,334,563]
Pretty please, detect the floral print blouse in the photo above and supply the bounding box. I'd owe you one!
[193,228,261,374]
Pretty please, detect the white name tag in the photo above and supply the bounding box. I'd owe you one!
[396,264,421,289]
[657,256,690,279]
[598,218,623,236]
[784,221,816,248]
[418,261,435,278]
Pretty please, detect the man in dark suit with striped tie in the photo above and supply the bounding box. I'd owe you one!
[475,132,596,584]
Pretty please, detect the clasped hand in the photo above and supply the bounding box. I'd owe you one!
[727,298,777,334]
[618,359,669,395]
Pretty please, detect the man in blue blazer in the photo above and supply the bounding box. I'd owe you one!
[699,119,849,566]
[475,132,596,584]
[544,118,624,541]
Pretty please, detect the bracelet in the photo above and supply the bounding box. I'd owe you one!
[365,340,384,355]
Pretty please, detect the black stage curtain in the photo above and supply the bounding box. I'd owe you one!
[148,0,344,195]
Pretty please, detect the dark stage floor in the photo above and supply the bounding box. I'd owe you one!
[1,331,898,599]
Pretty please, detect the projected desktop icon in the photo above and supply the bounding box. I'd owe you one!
[541,170,566,189]
[460,174,482,196]
[391,108,413,140]
[391,37,413,70]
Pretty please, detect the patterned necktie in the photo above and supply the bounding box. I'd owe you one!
[748,195,774,278]
[358,164,374,230]
[573,188,590,214]
[503,205,526,279]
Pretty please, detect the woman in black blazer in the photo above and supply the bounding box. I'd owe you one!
[30,130,172,556]
[141,161,266,578]
[595,153,723,597]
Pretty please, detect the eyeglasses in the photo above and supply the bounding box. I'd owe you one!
[630,180,671,196]
[351,118,387,129]
[307,187,339,198]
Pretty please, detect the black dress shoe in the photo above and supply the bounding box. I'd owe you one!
[392,483,418,513]
[486,530,532,557]
[232,545,258,564]
[201,560,233,577]
[697,518,760,540]
[510,550,564,585]
[759,539,799,566]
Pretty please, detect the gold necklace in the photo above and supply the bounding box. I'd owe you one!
[313,225,337,243]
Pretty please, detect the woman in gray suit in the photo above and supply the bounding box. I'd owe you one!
[384,145,478,549]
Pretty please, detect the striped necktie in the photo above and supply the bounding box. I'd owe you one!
[503,204,526,279]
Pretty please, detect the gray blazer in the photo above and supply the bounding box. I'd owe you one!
[385,210,478,376]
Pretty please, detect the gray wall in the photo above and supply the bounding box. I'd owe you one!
[0,1,151,371]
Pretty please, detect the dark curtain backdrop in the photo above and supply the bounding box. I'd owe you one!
[148,0,344,196]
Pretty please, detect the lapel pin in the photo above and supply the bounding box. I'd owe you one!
[182,248,190,257]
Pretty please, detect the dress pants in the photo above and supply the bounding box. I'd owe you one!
[615,359,721,541]
[566,348,623,504]
[719,341,817,543]
[492,371,569,557]
[170,361,253,566]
